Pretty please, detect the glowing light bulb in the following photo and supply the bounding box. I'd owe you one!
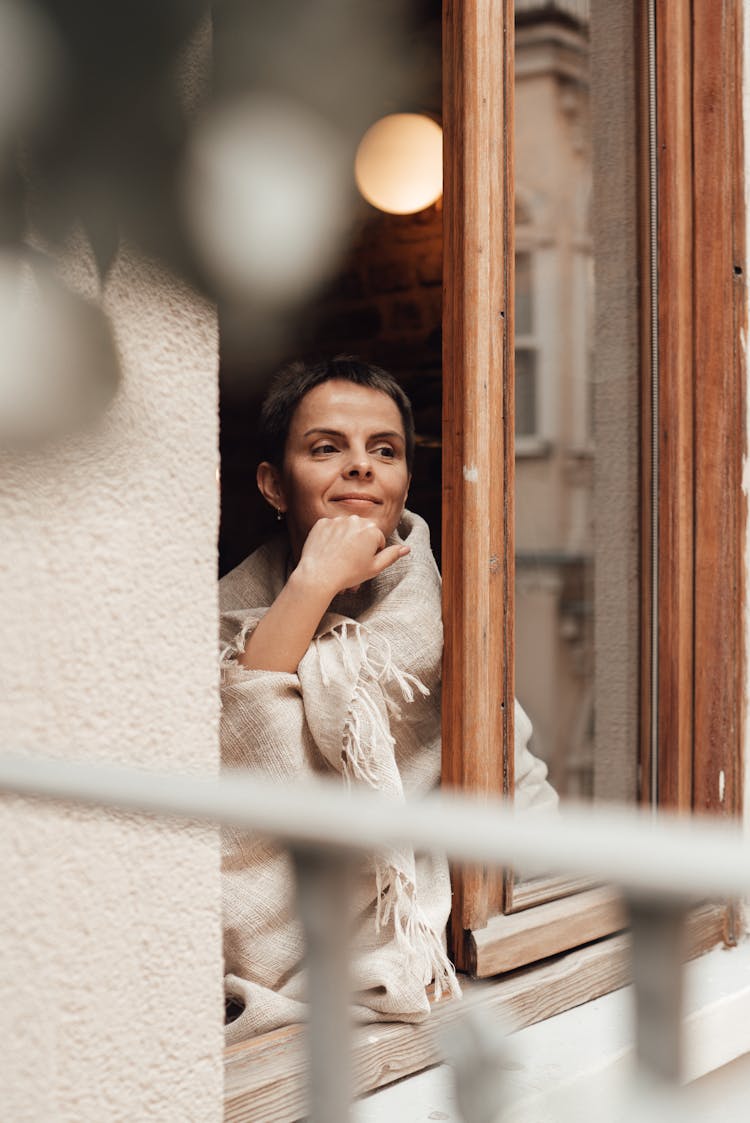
[355,113,442,215]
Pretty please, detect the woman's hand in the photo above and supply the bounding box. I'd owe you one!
[238,515,409,673]
[294,515,410,597]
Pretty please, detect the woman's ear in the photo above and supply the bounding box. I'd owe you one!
[257,462,286,514]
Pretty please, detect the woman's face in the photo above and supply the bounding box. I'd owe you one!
[258,379,411,559]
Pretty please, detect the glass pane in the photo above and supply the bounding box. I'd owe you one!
[513,0,640,901]
[515,348,537,437]
[515,252,533,336]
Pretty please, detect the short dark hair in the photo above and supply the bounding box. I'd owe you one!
[257,355,415,471]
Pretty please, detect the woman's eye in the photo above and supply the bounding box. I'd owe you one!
[374,445,396,458]
[312,443,338,455]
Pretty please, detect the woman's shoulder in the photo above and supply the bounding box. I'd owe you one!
[393,508,428,550]
[395,509,440,580]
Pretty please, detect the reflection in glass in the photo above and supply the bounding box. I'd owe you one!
[513,0,638,830]
[515,251,533,336]
[514,350,537,439]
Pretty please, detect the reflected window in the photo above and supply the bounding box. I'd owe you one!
[515,250,538,439]
[513,0,634,842]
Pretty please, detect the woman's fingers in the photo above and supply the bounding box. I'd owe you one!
[371,543,410,574]
[344,544,408,592]
[299,516,408,593]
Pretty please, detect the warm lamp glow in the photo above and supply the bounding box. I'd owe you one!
[354,113,443,215]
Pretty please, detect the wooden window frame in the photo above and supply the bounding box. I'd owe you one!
[639,0,746,818]
[223,1,746,1115]
[442,0,745,973]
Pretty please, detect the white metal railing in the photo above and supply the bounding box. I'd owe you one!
[1,751,749,1121]
[0,754,748,897]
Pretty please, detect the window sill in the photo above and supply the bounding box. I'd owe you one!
[357,935,750,1121]
[223,904,731,1122]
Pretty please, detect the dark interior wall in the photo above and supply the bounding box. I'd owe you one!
[219,8,443,576]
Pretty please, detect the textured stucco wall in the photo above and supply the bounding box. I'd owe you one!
[0,249,222,1120]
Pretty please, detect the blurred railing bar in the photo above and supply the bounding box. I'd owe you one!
[291,848,353,1123]
[0,753,748,901]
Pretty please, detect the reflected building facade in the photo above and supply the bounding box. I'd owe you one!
[514,1,595,798]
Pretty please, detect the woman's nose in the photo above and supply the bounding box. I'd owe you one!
[345,454,373,478]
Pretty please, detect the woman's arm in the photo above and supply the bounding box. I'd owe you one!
[237,565,337,673]
[238,515,409,672]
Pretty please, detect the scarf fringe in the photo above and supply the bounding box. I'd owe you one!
[375,864,460,1002]
[321,622,431,788]
[341,682,389,786]
[326,620,455,997]
[317,621,430,703]
[339,640,401,790]
[220,616,259,669]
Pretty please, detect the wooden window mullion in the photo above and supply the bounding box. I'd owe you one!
[691,0,745,817]
[648,0,745,817]
[648,0,695,811]
[442,0,514,965]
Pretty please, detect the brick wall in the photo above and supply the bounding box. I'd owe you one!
[220,198,444,574]
[219,0,443,573]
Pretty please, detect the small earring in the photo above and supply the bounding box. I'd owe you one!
[275,507,284,522]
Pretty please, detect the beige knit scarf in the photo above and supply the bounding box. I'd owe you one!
[219,510,460,1043]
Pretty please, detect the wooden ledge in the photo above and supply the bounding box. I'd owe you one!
[470,885,627,976]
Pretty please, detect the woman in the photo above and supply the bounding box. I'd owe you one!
[219,356,555,1043]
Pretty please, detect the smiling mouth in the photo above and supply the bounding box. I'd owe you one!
[332,495,382,505]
